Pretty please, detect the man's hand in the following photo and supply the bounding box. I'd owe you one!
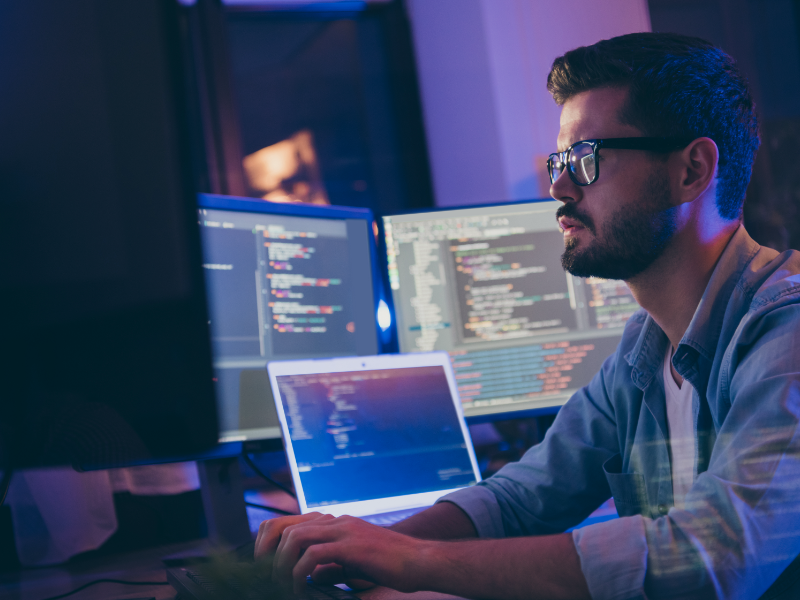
[271,515,431,595]
[255,502,473,562]
[255,505,590,600]
[254,512,329,560]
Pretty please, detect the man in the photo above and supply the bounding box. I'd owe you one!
[256,33,800,599]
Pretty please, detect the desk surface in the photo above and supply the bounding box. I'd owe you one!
[0,488,480,600]
[0,539,465,600]
[0,540,192,600]
[1,490,616,600]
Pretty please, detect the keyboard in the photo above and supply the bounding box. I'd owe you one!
[166,541,359,600]
[168,565,359,600]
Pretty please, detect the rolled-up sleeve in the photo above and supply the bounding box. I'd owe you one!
[572,516,649,600]
[436,484,506,538]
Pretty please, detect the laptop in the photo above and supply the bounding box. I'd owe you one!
[267,352,482,525]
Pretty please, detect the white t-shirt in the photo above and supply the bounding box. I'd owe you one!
[663,345,696,509]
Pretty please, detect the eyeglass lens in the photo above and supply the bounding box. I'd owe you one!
[548,142,597,185]
[569,142,596,185]
[548,155,565,184]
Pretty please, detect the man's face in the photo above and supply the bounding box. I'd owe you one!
[550,87,678,281]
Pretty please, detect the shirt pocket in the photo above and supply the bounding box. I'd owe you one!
[603,453,649,517]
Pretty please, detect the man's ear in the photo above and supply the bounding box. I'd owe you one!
[675,137,718,204]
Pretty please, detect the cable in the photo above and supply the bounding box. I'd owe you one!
[0,468,12,507]
[40,579,169,600]
[242,454,296,499]
[244,501,298,517]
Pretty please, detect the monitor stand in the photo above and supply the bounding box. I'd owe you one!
[197,457,252,547]
[160,458,251,567]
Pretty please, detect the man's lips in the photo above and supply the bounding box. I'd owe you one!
[558,216,586,233]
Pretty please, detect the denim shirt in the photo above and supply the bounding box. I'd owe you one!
[440,226,800,600]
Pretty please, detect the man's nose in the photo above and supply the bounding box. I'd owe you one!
[549,167,582,204]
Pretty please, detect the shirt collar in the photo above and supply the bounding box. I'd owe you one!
[625,225,760,390]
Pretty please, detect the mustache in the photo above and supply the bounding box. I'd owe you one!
[555,203,595,234]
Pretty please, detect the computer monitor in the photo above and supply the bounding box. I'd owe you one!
[382,199,640,421]
[197,194,384,449]
[0,0,221,471]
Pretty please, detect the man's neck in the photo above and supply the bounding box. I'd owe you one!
[626,223,739,351]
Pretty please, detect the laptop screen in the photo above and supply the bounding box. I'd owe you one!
[275,366,478,508]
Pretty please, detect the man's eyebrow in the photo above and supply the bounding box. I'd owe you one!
[555,138,582,153]
[556,137,595,152]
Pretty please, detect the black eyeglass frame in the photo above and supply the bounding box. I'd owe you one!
[547,137,695,186]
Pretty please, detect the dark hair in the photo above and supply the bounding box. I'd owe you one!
[547,32,759,220]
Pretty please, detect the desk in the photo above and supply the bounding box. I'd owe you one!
[0,487,490,600]
[0,540,195,600]
[0,539,465,600]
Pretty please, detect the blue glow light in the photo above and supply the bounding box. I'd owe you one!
[377,299,392,332]
[220,0,367,11]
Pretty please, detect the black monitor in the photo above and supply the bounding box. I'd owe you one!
[0,0,219,469]
[197,194,386,450]
[382,199,640,421]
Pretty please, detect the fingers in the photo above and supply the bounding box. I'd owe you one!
[294,543,356,594]
[254,512,327,559]
[313,564,375,591]
[344,579,377,591]
[272,514,339,584]
[311,563,346,584]
[272,515,387,594]
[271,515,410,594]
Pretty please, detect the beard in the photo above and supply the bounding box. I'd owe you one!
[558,172,677,280]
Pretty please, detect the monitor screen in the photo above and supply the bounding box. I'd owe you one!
[198,195,380,444]
[383,200,640,419]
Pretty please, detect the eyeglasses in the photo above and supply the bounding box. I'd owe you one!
[547,137,694,186]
